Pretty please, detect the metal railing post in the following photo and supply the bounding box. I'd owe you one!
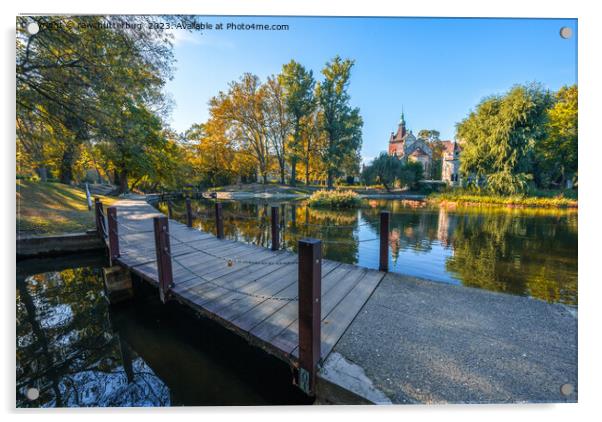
[153,216,174,303]
[94,198,106,238]
[185,197,193,227]
[271,206,280,251]
[107,206,119,265]
[379,211,390,272]
[167,201,173,219]
[297,238,322,396]
[215,202,224,239]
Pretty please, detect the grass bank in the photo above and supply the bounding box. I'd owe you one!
[17,180,117,236]
[428,190,578,209]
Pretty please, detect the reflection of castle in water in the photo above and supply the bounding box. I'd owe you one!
[436,207,457,247]
[387,206,456,264]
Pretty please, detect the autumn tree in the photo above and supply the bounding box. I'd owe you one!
[263,75,291,184]
[210,73,272,184]
[17,15,194,188]
[536,85,578,188]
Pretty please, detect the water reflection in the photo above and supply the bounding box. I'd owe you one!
[16,256,311,407]
[162,199,577,306]
[16,264,170,407]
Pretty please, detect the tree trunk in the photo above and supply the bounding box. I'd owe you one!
[280,162,285,185]
[305,160,310,185]
[290,157,297,186]
[119,168,129,194]
[113,169,120,187]
[327,170,334,190]
[36,167,48,182]
[59,143,76,184]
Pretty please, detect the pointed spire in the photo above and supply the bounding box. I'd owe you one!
[400,106,405,127]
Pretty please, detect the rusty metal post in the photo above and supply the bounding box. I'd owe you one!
[379,211,390,272]
[167,201,173,219]
[153,216,174,303]
[271,206,280,251]
[185,197,193,228]
[107,206,119,264]
[298,238,322,396]
[215,202,224,239]
[94,198,106,238]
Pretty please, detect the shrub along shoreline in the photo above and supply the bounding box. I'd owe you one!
[428,191,578,209]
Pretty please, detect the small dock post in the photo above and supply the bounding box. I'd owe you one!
[153,216,174,303]
[298,238,322,396]
[94,198,106,238]
[107,206,119,265]
[379,211,390,272]
[271,206,280,251]
[215,203,224,239]
[167,201,173,219]
[185,197,193,228]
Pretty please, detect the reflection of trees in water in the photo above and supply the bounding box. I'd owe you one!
[445,211,578,305]
[16,267,170,407]
[169,199,578,304]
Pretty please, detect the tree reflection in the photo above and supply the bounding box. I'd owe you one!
[168,198,577,305]
[16,267,170,407]
[445,209,577,305]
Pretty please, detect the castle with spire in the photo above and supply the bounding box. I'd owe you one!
[388,111,433,177]
[387,111,461,185]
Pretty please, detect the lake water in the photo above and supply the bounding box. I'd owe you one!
[16,254,311,407]
[162,198,577,306]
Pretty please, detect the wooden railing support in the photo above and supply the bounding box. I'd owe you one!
[297,238,322,396]
[107,206,119,265]
[379,211,390,272]
[153,216,174,303]
[271,206,280,251]
[185,197,193,227]
[215,202,224,239]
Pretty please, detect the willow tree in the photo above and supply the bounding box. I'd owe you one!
[316,56,363,189]
[457,83,553,194]
[280,60,315,186]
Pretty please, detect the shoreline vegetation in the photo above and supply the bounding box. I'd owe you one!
[427,190,578,209]
[307,189,362,208]
[16,180,116,237]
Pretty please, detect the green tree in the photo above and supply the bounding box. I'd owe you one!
[316,56,363,189]
[263,75,291,184]
[361,153,403,191]
[17,16,194,186]
[362,153,423,191]
[280,60,315,186]
[417,129,440,142]
[457,83,553,194]
[536,85,578,188]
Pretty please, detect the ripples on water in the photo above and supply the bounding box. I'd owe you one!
[161,198,577,306]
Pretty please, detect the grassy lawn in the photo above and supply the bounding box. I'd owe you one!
[428,190,578,208]
[16,180,117,236]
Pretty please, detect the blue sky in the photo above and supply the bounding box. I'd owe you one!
[164,17,577,164]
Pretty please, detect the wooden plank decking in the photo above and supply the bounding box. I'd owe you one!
[107,199,386,365]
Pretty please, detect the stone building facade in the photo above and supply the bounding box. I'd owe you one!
[441,140,462,186]
[387,112,461,184]
[388,112,433,177]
